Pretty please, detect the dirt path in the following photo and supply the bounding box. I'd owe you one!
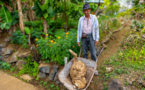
[0,71,38,90]
[87,26,129,90]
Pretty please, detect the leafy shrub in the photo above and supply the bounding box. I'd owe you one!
[0,6,12,30]
[25,20,45,39]
[130,20,144,30]
[31,26,45,39]
[0,6,19,30]
[24,20,43,27]
[0,60,10,70]
[18,57,39,77]
[36,29,80,65]
[48,19,65,29]
[11,30,28,48]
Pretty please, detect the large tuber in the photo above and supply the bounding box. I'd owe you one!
[69,49,87,89]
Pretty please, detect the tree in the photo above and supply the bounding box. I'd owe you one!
[95,0,119,15]
[17,0,25,33]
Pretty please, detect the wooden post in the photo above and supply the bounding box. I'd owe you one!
[43,20,48,37]
[64,57,67,67]
[17,0,25,33]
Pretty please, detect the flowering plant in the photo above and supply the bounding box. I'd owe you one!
[36,29,80,65]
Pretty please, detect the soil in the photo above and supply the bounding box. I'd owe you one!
[87,25,129,90]
[0,70,38,90]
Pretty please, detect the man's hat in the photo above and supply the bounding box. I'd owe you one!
[83,3,90,10]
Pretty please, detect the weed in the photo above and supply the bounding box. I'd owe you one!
[18,57,39,77]
[143,74,145,79]
[11,30,28,48]
[141,88,145,90]
[124,81,129,86]
[50,84,54,88]
[0,60,10,70]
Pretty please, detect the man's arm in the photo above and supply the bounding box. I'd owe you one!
[94,16,99,45]
[77,18,81,46]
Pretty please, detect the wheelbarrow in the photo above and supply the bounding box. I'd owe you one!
[58,47,104,90]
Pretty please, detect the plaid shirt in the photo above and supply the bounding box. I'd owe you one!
[82,15,93,34]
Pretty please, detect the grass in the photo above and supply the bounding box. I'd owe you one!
[18,56,39,77]
[39,80,59,90]
[100,19,145,89]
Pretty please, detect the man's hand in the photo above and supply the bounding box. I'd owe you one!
[95,41,99,46]
[77,42,80,46]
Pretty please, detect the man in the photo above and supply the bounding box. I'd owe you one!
[77,3,99,76]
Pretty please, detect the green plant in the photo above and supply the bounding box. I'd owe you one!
[11,9,19,25]
[124,81,129,86]
[36,29,80,65]
[18,57,39,77]
[130,20,144,31]
[50,84,54,88]
[0,60,10,70]
[143,74,145,80]
[0,6,12,30]
[141,88,145,90]
[24,20,43,27]
[11,30,28,48]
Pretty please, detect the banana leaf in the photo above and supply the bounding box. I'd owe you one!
[11,9,19,25]
[32,2,43,18]
[24,27,31,34]
[0,6,12,30]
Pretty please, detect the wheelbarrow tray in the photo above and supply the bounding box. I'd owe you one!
[58,57,97,90]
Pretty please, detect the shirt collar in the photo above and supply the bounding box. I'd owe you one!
[84,14,92,20]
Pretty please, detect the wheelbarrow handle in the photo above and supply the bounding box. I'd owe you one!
[96,47,104,63]
[79,46,82,57]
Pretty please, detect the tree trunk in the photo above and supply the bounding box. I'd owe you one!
[64,0,68,32]
[27,0,35,21]
[17,0,25,33]
[95,0,114,15]
[28,34,31,46]
[95,0,101,15]
[43,20,49,37]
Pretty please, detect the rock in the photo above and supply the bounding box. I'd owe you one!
[0,43,7,48]
[53,65,58,72]
[9,51,19,63]
[56,80,63,85]
[106,67,113,73]
[126,78,133,85]
[17,51,31,58]
[39,65,51,74]
[0,48,2,55]
[126,76,136,85]
[38,72,46,78]
[16,59,26,69]
[45,66,50,74]
[142,82,145,87]
[39,67,45,73]
[4,37,11,42]
[20,74,33,81]
[2,48,13,55]
[54,71,59,81]
[137,78,144,84]
[49,65,59,81]
[108,79,125,90]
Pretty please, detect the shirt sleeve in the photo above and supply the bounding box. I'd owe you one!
[94,16,99,41]
[77,18,81,42]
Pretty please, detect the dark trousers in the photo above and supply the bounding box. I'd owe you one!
[81,33,97,61]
